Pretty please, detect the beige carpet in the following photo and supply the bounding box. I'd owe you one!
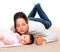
[0,27,60,52]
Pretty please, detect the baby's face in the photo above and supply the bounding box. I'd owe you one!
[19,35,30,44]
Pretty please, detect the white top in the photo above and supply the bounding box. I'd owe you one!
[28,20,58,42]
[11,20,58,43]
[0,29,22,47]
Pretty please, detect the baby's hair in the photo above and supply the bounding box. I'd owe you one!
[27,34,34,45]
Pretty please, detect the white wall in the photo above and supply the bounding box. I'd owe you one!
[0,0,60,30]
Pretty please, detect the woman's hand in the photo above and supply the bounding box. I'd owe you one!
[34,35,46,45]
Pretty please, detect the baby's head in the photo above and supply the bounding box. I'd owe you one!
[19,34,34,45]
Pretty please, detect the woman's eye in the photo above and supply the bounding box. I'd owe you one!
[22,24,26,26]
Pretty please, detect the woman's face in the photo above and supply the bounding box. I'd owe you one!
[15,18,28,34]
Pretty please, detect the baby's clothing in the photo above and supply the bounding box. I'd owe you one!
[0,29,22,47]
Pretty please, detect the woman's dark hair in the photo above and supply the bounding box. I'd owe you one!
[14,12,28,29]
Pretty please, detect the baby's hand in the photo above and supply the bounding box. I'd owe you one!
[34,35,46,45]
[0,35,4,40]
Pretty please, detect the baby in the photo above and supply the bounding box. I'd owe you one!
[0,29,34,46]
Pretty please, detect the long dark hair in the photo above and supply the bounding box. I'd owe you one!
[14,12,28,34]
[26,34,34,45]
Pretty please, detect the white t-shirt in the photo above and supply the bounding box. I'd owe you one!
[28,20,58,42]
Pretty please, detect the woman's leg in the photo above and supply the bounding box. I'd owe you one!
[28,3,42,22]
[36,3,50,21]
[33,18,52,29]
[28,3,52,29]
[28,4,37,19]
[35,3,52,29]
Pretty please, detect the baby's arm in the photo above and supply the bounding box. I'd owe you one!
[16,35,21,43]
[0,35,14,45]
[2,39,14,45]
[0,35,3,40]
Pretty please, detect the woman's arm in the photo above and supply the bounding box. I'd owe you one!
[37,27,58,42]
[43,29,58,42]
[37,26,58,42]
[34,35,46,45]
[30,22,58,43]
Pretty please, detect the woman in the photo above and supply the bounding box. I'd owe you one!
[11,3,58,45]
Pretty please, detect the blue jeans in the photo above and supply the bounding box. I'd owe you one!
[28,3,52,29]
